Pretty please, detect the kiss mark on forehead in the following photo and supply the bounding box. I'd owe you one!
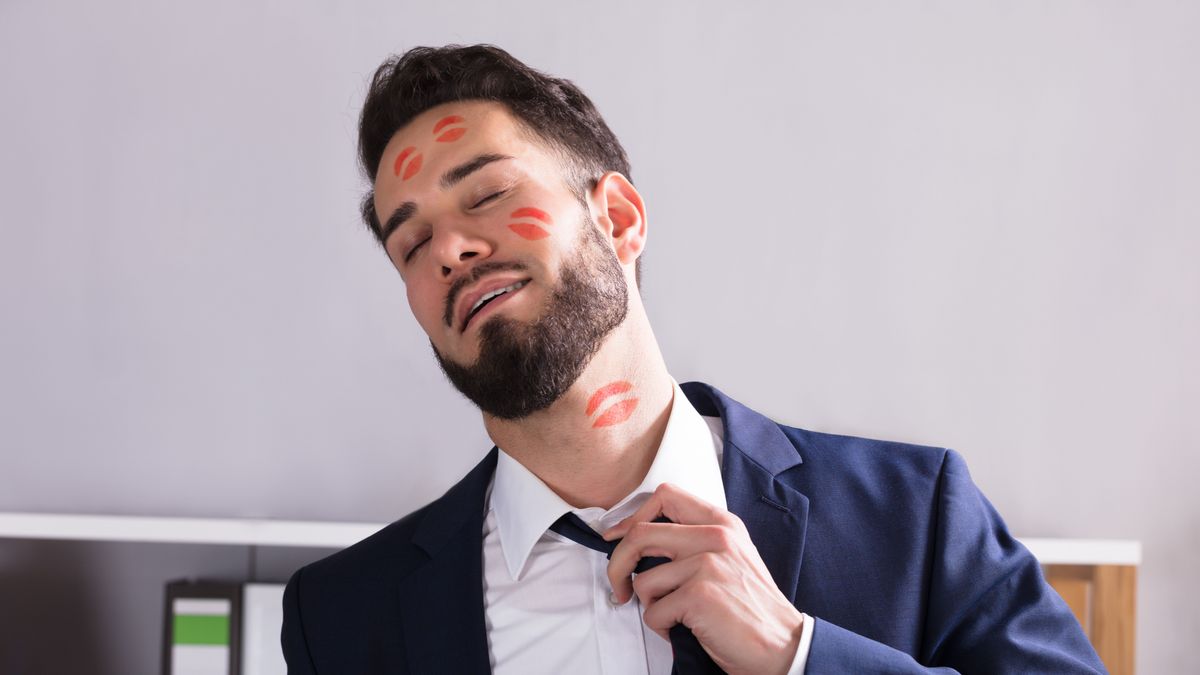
[433,115,463,134]
[508,206,553,240]
[434,115,467,143]
[393,146,424,181]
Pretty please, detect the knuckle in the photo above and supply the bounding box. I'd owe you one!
[632,573,650,596]
[606,567,621,585]
[698,551,723,574]
[696,579,723,603]
[720,510,744,529]
[707,526,733,550]
[629,521,653,539]
[724,509,744,530]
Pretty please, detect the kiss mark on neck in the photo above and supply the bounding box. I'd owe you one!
[508,206,553,240]
[393,146,423,180]
[434,115,467,143]
[593,399,640,428]
[587,380,639,428]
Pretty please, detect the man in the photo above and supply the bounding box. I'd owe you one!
[281,44,1105,674]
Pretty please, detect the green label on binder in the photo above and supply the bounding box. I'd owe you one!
[173,614,230,645]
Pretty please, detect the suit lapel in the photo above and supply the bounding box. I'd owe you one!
[682,381,810,601]
[398,447,498,674]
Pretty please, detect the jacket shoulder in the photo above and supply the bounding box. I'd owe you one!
[297,502,434,589]
[295,447,498,588]
[780,423,953,481]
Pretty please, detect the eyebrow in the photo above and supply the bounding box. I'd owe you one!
[379,153,514,243]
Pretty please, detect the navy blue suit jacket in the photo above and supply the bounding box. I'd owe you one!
[282,381,1105,673]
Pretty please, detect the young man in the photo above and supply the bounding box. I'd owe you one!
[281,45,1104,674]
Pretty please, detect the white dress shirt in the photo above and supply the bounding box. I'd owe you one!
[482,378,814,674]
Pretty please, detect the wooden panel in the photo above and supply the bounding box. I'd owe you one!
[1047,575,1092,635]
[1093,565,1136,675]
[1043,563,1136,675]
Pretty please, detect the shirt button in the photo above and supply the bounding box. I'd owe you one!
[607,591,621,607]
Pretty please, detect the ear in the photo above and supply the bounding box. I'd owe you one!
[590,172,647,266]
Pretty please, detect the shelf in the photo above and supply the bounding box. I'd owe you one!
[0,512,1142,565]
[0,512,381,548]
[1020,537,1141,566]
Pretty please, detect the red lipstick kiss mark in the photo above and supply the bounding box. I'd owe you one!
[593,398,639,428]
[433,115,463,134]
[509,223,549,240]
[403,153,423,180]
[586,381,633,415]
[393,146,423,181]
[508,206,554,240]
[434,115,467,143]
[586,380,639,428]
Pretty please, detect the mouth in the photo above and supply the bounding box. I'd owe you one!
[461,279,530,333]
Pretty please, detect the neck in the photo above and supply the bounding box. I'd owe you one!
[482,312,674,510]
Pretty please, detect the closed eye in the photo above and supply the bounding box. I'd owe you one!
[404,238,429,262]
[472,190,506,209]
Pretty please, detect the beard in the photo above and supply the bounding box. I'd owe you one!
[431,218,629,420]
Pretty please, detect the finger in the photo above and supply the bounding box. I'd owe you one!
[602,482,728,541]
[641,581,688,640]
[607,523,725,602]
[631,552,716,606]
[641,577,712,640]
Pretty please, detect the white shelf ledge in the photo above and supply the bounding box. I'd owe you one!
[0,512,1142,565]
[0,512,382,548]
[1020,537,1141,566]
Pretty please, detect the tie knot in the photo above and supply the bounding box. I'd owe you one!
[548,513,672,573]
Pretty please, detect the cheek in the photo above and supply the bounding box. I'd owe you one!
[507,206,554,241]
[509,223,550,240]
[406,283,440,331]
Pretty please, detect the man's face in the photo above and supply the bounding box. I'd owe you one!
[373,101,629,418]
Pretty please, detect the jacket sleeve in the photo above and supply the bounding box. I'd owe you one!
[281,566,319,674]
[805,449,1107,674]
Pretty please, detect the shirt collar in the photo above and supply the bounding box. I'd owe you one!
[489,378,726,581]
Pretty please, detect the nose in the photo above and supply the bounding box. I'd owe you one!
[432,228,494,280]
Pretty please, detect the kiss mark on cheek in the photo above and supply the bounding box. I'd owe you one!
[508,223,550,240]
[508,206,554,241]
[433,115,467,143]
[586,380,639,428]
[393,146,424,181]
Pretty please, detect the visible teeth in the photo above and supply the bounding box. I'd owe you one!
[470,280,527,315]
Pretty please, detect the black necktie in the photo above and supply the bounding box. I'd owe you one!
[549,512,725,674]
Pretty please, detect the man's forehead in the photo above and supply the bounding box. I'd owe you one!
[378,101,526,175]
[371,101,563,217]
[375,103,547,213]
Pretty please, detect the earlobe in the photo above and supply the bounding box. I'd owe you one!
[593,172,647,265]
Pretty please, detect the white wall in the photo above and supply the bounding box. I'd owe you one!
[1,1,1196,672]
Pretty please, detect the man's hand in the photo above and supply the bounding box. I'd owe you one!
[602,482,804,675]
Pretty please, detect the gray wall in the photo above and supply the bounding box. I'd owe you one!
[2,1,1196,672]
